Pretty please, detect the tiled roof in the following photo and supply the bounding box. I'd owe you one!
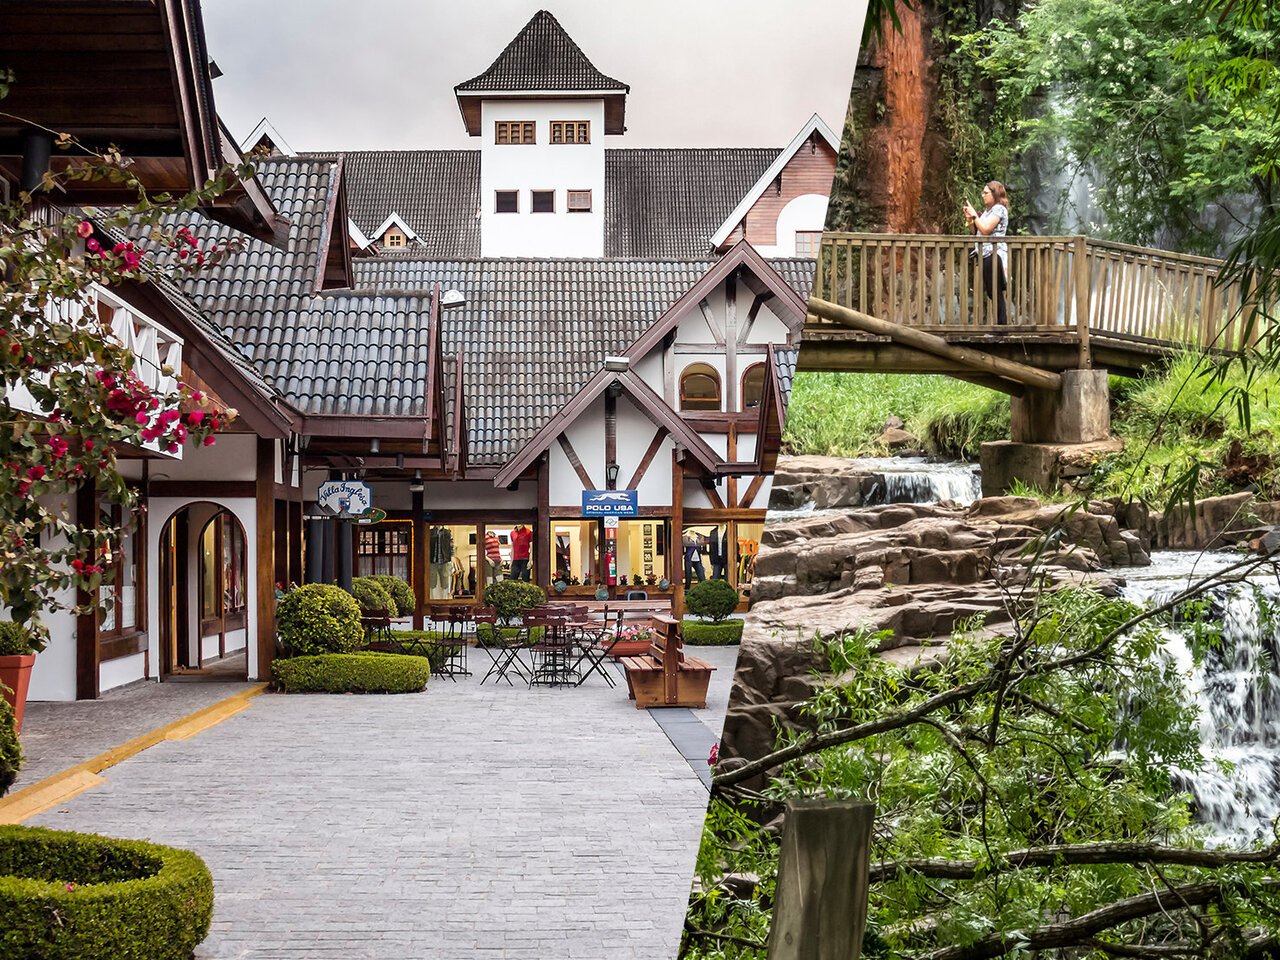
[605,148,777,258]
[775,346,799,413]
[455,10,627,93]
[338,150,480,257]
[150,156,816,465]
[354,256,816,464]
[324,146,778,259]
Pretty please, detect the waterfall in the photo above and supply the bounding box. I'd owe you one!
[860,457,983,506]
[1122,552,1280,843]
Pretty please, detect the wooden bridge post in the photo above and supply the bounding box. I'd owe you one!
[1073,235,1092,369]
[767,798,873,960]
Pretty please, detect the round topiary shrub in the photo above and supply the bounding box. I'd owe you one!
[0,826,213,960]
[0,693,19,797]
[271,652,430,694]
[485,580,547,624]
[368,575,415,617]
[349,577,394,615]
[276,583,364,657]
[685,578,741,622]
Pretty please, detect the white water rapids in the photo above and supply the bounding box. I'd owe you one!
[1121,551,1280,844]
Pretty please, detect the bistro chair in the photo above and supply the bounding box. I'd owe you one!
[361,608,394,646]
[573,606,624,688]
[526,611,577,687]
[428,605,472,680]
[475,607,528,686]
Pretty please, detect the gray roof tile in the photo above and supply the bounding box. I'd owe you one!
[455,11,626,93]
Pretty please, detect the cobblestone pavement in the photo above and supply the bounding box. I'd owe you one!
[29,664,721,959]
[16,680,256,788]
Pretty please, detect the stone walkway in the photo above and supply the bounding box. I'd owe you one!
[24,653,737,959]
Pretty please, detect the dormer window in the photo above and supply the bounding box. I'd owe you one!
[551,120,590,144]
[495,191,519,213]
[495,121,535,145]
[383,227,406,249]
[567,190,593,214]
[680,363,721,412]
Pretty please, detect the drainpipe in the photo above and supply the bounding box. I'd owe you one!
[19,129,53,196]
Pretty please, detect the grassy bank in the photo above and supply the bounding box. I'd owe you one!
[783,361,1279,503]
[784,372,1009,459]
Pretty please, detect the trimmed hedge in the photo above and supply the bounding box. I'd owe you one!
[276,584,364,656]
[0,692,19,797]
[682,619,744,646]
[349,577,394,615]
[685,579,741,622]
[368,575,415,617]
[272,652,429,694]
[0,826,213,960]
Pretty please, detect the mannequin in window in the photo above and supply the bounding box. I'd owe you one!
[429,527,453,600]
[510,524,533,581]
[708,526,729,580]
[484,529,503,584]
[555,534,571,579]
[683,531,705,584]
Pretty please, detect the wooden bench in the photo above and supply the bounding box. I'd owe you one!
[620,614,715,709]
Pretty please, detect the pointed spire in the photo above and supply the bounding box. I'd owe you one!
[455,10,628,93]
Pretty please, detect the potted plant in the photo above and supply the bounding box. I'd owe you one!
[658,578,671,591]
[0,622,41,734]
[553,579,568,594]
[594,587,609,601]
[608,622,654,658]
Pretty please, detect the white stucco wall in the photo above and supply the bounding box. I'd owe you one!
[25,492,78,702]
[751,193,830,258]
[480,99,606,258]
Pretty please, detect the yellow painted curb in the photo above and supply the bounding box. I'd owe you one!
[0,683,267,824]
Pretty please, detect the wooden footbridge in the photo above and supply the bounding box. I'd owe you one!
[804,234,1256,395]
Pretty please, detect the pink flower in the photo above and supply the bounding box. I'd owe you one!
[187,410,205,425]
[202,436,216,447]
[48,436,69,458]
[27,465,45,481]
[135,411,149,425]
[76,221,93,239]
[708,743,719,767]
[86,238,100,253]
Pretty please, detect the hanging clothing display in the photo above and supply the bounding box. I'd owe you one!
[708,526,729,580]
[429,528,453,599]
[683,531,705,584]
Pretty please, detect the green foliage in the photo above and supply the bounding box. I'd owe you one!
[0,826,213,960]
[784,372,1008,459]
[349,577,393,615]
[684,589,1267,958]
[485,580,546,624]
[681,619,743,645]
[367,575,415,618]
[475,624,545,646]
[271,652,429,694]
[0,622,37,657]
[0,693,19,798]
[275,583,364,657]
[684,580,741,623]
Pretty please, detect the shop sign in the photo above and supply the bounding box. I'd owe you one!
[355,508,388,525]
[317,480,373,518]
[582,489,638,516]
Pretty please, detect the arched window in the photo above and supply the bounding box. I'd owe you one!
[680,363,721,412]
[741,363,766,410]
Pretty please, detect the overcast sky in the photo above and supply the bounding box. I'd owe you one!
[202,0,868,152]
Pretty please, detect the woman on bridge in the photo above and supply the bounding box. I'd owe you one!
[964,181,1009,327]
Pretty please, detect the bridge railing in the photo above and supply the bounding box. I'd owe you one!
[812,233,1254,353]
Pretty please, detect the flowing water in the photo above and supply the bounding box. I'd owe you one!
[858,457,982,507]
[1121,551,1280,843]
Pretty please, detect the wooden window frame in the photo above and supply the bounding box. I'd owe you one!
[740,362,767,410]
[494,120,536,145]
[795,230,823,258]
[550,120,591,145]
[356,521,414,583]
[679,363,722,412]
[97,500,145,642]
[530,189,556,214]
[198,511,247,647]
[566,189,593,214]
[383,229,405,249]
[495,190,519,214]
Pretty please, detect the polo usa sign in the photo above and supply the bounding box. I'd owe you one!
[582,489,638,516]
[317,480,373,518]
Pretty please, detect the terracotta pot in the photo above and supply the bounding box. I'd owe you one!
[0,654,35,734]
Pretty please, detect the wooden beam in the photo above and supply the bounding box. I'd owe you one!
[75,480,99,701]
[739,474,766,509]
[557,434,596,490]
[148,480,256,499]
[807,297,1064,392]
[949,372,1027,397]
[255,439,277,682]
[671,450,685,617]
[626,427,669,490]
[536,454,551,592]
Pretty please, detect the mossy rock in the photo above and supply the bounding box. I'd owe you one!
[0,826,213,960]
[272,652,429,694]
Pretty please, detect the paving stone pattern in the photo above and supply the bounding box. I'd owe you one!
[30,669,716,960]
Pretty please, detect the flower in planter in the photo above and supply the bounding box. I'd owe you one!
[615,624,653,644]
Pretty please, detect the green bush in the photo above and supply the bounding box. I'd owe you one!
[276,583,364,657]
[0,826,213,960]
[0,692,19,797]
[271,652,429,694]
[368,575,415,617]
[0,622,36,657]
[475,624,544,645]
[349,577,394,615]
[485,580,546,624]
[685,579,741,622]
[682,619,744,645]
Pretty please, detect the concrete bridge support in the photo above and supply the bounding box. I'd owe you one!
[981,370,1120,496]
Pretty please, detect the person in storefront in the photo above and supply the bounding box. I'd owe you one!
[510,524,532,581]
[708,526,729,580]
[683,530,705,584]
[484,529,503,584]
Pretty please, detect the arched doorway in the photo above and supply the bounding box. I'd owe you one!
[158,503,249,680]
